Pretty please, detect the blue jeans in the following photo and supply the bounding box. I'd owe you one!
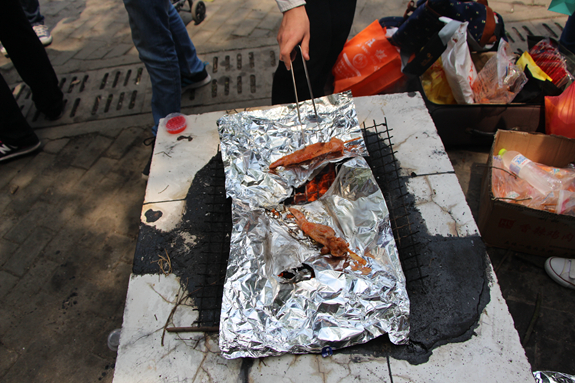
[560,15,575,55]
[19,0,44,26]
[123,0,205,134]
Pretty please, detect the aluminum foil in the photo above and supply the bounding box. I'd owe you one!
[217,92,367,208]
[217,93,410,359]
[534,371,575,383]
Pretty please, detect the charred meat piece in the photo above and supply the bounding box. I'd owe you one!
[289,207,350,258]
[269,138,344,170]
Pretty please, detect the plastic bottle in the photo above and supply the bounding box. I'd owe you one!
[499,148,563,195]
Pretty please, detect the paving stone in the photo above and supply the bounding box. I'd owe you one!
[0,344,19,379]
[78,217,116,253]
[0,239,19,268]
[1,328,66,383]
[72,40,109,61]
[41,1,68,16]
[76,176,126,221]
[0,215,17,240]
[105,233,138,265]
[42,138,71,154]
[0,270,19,301]
[257,12,282,31]
[194,2,240,33]
[70,14,104,40]
[53,134,97,168]
[92,15,127,38]
[5,175,55,216]
[7,152,56,192]
[81,179,145,237]
[207,7,253,44]
[42,216,91,264]
[0,156,33,190]
[3,227,54,277]
[0,291,59,350]
[0,185,14,216]
[72,352,116,383]
[86,44,117,60]
[3,202,59,244]
[103,43,134,59]
[72,135,113,169]
[105,127,143,160]
[47,48,79,68]
[0,306,18,338]
[3,258,59,308]
[38,166,86,206]
[232,19,259,37]
[74,157,118,194]
[107,135,151,182]
[250,28,274,38]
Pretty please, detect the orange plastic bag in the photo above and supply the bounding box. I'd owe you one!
[545,81,575,138]
[332,21,404,97]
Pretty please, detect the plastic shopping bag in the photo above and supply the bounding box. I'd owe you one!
[545,81,575,138]
[441,22,477,104]
[472,40,528,103]
[332,20,404,96]
[529,38,574,89]
[421,57,457,104]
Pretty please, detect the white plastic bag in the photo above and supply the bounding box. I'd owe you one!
[441,22,477,104]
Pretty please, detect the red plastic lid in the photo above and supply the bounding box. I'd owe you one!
[165,113,187,134]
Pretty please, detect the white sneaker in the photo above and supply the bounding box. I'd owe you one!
[545,257,575,290]
[33,24,53,46]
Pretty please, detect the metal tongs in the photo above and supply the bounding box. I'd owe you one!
[290,45,319,126]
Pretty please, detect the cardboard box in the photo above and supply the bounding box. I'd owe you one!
[478,130,575,256]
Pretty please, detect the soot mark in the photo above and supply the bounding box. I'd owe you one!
[145,209,163,223]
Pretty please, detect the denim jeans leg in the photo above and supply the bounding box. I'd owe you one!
[560,15,575,55]
[168,5,205,77]
[123,0,183,134]
[19,0,45,25]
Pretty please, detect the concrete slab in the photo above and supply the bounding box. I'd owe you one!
[114,94,533,382]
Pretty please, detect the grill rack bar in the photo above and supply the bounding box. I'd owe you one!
[361,119,428,293]
[185,118,427,329]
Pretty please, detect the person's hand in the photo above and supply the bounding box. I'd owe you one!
[277,6,310,70]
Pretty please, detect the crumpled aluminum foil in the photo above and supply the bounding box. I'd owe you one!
[217,93,410,359]
[534,371,575,383]
[217,92,367,208]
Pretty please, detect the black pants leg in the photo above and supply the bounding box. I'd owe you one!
[0,0,63,145]
[271,0,357,105]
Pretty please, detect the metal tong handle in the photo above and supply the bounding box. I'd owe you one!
[290,45,319,125]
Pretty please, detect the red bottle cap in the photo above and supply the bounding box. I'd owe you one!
[165,113,187,134]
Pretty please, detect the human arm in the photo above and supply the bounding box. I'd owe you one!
[275,0,310,70]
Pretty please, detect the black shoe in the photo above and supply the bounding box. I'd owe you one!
[181,68,211,93]
[0,139,41,162]
[142,137,155,180]
[44,100,65,121]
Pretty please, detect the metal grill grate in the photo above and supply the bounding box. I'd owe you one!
[186,153,231,329]
[185,119,425,329]
[361,119,427,292]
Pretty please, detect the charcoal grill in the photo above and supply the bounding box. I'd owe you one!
[134,118,440,354]
[117,94,533,381]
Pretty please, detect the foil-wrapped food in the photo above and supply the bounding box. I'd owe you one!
[217,92,410,359]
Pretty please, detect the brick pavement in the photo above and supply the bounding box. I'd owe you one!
[0,0,571,381]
